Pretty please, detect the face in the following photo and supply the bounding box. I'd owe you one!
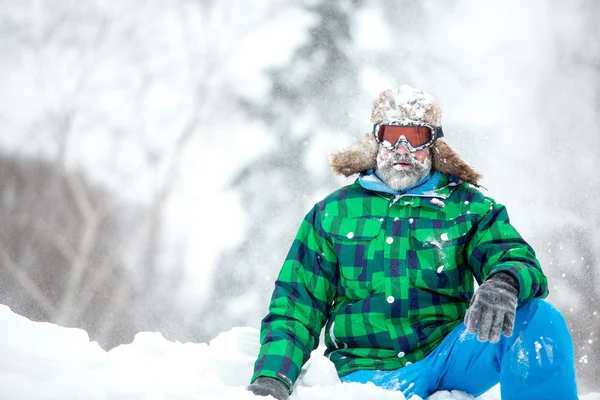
[376,143,432,191]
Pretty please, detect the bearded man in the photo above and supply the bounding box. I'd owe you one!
[248,85,578,400]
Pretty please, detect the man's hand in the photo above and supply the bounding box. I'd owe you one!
[465,272,519,343]
[247,377,289,400]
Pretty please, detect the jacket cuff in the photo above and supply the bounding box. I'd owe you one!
[251,372,293,394]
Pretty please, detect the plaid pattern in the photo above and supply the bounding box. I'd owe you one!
[251,174,548,389]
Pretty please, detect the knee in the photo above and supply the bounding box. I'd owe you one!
[511,299,576,366]
[516,299,568,330]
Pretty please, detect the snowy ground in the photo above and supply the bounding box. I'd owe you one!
[0,305,597,400]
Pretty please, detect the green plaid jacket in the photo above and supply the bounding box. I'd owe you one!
[251,174,548,390]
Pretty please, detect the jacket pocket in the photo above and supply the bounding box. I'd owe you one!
[408,218,469,289]
[322,216,382,281]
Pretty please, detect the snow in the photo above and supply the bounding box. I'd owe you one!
[379,86,438,123]
[383,140,395,149]
[429,198,446,208]
[534,341,543,364]
[431,241,443,249]
[1,305,599,400]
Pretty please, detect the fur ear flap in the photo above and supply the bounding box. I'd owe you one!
[329,133,378,177]
[432,140,482,186]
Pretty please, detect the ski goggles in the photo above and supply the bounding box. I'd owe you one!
[372,120,444,152]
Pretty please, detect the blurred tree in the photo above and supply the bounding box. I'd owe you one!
[0,153,185,349]
[198,0,366,340]
[0,0,289,347]
[0,0,257,348]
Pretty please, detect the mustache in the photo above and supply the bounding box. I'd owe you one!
[389,154,418,165]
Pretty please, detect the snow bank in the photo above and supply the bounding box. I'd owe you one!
[0,305,597,400]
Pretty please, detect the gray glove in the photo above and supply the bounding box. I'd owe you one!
[248,377,289,400]
[465,272,519,343]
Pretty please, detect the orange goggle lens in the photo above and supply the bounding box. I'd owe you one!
[377,125,433,148]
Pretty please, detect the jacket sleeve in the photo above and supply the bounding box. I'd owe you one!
[250,204,338,391]
[466,201,548,303]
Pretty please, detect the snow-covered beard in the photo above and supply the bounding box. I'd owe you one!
[376,147,432,191]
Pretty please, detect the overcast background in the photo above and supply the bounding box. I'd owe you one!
[1,0,599,393]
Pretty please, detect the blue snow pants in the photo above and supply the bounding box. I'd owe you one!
[340,299,578,399]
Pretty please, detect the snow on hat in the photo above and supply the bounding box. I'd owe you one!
[329,85,482,186]
[370,85,442,126]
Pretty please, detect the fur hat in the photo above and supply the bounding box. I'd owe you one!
[329,85,482,186]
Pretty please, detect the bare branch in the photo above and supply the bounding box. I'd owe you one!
[69,249,119,322]
[9,210,77,263]
[53,204,101,325]
[0,245,55,316]
[32,217,77,262]
[63,169,95,219]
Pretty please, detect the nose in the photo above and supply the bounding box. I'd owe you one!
[395,143,411,155]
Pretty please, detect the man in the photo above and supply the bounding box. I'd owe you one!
[248,85,578,399]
